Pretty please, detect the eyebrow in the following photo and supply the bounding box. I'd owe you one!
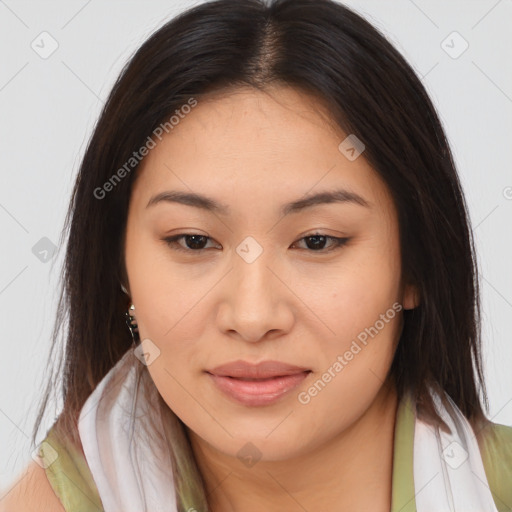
[146,188,370,216]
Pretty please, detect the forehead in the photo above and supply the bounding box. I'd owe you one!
[130,86,392,215]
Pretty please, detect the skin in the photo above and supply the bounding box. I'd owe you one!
[124,85,419,512]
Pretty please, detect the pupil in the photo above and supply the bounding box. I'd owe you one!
[307,235,326,250]
[187,235,207,249]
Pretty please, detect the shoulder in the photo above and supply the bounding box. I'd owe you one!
[476,420,512,510]
[477,420,512,464]
[2,423,103,512]
[0,459,66,512]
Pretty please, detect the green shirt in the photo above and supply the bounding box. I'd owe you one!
[41,393,512,512]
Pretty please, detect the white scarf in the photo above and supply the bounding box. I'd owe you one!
[78,347,498,512]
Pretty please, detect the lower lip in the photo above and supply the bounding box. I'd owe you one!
[207,371,310,406]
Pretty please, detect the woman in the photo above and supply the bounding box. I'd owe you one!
[2,0,511,511]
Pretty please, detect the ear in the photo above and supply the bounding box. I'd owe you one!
[403,283,420,310]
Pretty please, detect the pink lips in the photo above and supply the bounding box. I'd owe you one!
[206,360,311,406]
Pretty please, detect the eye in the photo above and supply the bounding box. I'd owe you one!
[163,233,349,254]
[290,233,350,252]
[163,234,219,252]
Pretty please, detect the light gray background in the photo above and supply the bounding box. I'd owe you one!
[1,0,511,489]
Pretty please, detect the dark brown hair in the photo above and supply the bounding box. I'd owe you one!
[32,0,489,509]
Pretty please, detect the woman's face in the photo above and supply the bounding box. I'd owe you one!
[124,86,417,462]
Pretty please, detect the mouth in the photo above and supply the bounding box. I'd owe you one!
[205,360,312,406]
[207,359,312,378]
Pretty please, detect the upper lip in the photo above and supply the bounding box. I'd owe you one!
[207,360,311,379]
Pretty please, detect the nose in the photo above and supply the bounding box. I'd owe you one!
[216,245,295,343]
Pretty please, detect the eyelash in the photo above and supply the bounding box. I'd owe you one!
[162,233,350,254]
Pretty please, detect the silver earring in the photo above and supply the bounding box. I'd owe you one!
[125,303,140,345]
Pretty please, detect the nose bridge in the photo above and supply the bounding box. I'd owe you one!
[221,235,291,341]
[233,235,276,308]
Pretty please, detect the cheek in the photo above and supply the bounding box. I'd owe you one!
[144,358,203,436]
[316,247,402,344]
[300,273,402,440]
[125,229,205,339]
[307,246,403,407]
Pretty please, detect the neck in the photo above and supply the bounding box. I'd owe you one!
[188,383,399,512]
